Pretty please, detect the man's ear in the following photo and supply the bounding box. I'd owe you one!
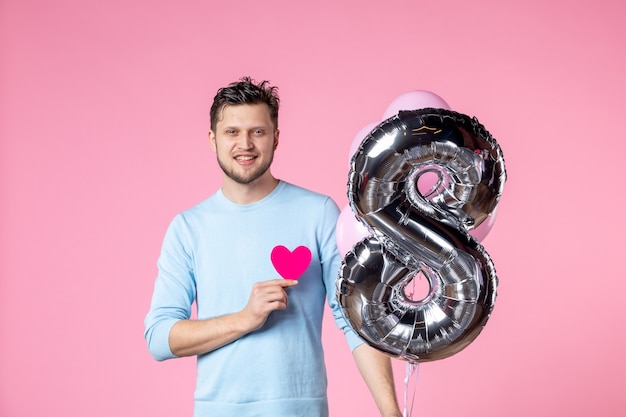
[274,129,280,150]
[208,130,217,152]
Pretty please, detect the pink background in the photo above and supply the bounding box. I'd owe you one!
[1,0,625,416]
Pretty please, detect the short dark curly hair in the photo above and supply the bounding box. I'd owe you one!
[210,76,280,132]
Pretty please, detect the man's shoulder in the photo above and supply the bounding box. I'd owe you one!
[277,182,339,220]
[171,191,222,223]
[280,181,331,201]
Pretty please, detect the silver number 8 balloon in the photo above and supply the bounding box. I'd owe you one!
[337,108,507,362]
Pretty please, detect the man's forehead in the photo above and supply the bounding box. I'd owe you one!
[216,103,273,126]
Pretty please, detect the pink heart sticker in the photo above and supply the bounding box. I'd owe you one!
[270,245,312,280]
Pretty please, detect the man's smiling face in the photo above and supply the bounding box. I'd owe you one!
[209,103,279,186]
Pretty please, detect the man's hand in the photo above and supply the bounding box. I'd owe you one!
[241,278,299,331]
[169,278,297,357]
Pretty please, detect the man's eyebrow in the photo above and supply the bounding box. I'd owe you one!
[225,125,270,130]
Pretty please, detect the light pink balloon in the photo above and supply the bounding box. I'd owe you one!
[341,89,459,255]
[382,90,451,120]
[348,120,380,166]
[336,205,369,257]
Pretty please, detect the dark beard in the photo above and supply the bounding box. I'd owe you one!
[216,154,274,185]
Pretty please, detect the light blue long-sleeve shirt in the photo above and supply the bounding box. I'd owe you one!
[144,181,362,416]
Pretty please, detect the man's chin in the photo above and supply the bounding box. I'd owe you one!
[225,169,267,185]
[219,161,272,185]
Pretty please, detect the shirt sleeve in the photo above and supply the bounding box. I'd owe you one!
[144,214,197,361]
[319,197,364,352]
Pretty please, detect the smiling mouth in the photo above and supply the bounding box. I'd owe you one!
[235,155,257,162]
[235,155,257,166]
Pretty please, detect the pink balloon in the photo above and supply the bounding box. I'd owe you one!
[382,90,451,120]
[469,205,499,242]
[336,205,369,257]
[348,121,380,166]
[341,90,453,255]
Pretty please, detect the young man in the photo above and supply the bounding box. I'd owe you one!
[144,77,401,417]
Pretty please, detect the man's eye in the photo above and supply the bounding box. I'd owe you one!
[254,130,265,135]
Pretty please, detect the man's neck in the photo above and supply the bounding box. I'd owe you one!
[221,176,280,205]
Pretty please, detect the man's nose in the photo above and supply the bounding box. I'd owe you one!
[238,134,253,149]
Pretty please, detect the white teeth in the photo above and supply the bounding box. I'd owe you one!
[236,156,255,161]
